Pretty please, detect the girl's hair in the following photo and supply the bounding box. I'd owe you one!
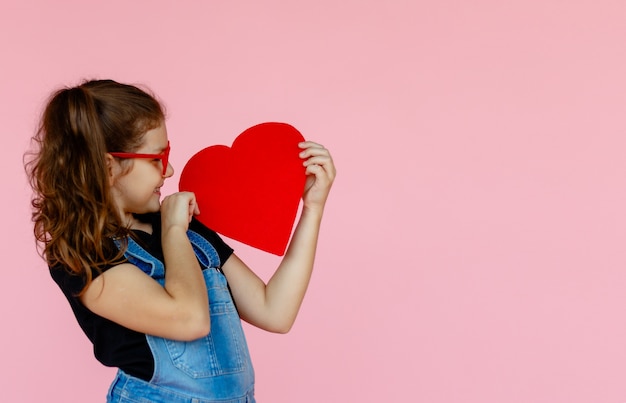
[25,79,165,293]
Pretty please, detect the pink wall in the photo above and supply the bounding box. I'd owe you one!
[3,1,626,401]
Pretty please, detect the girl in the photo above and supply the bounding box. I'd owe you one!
[26,79,335,402]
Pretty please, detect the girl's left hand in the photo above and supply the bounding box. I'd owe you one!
[299,141,336,212]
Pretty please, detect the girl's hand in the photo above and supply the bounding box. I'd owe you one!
[299,141,336,213]
[160,191,201,232]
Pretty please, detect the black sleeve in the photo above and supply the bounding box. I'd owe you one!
[49,237,119,297]
[188,217,234,267]
[49,265,86,298]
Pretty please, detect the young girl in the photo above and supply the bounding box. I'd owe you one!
[26,79,335,402]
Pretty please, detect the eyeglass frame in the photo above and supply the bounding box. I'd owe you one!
[109,141,170,176]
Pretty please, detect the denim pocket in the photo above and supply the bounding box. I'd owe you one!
[164,269,247,378]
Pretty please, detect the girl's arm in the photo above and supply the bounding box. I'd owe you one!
[80,192,211,341]
[221,141,336,333]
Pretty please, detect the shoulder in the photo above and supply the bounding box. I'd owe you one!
[189,218,234,264]
[189,217,216,236]
[188,217,226,245]
[49,237,119,297]
[49,265,84,297]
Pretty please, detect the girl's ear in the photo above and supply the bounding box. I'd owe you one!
[104,153,117,186]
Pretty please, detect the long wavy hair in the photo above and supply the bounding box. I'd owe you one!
[25,79,165,294]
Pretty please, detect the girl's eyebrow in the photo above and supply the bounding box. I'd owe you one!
[146,144,168,153]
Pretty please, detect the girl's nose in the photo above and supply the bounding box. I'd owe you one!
[164,162,174,178]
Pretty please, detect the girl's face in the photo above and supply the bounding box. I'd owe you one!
[110,123,174,226]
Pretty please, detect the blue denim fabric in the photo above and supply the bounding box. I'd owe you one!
[108,231,255,402]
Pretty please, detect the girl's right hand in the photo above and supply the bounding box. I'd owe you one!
[160,191,201,232]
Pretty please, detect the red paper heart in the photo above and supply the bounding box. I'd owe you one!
[179,122,306,255]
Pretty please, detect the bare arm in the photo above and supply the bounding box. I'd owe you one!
[80,192,210,341]
[222,141,336,333]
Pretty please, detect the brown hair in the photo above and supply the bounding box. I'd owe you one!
[25,79,165,293]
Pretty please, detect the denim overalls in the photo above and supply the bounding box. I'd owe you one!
[107,231,255,403]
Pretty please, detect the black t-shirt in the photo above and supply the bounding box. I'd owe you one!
[49,213,234,381]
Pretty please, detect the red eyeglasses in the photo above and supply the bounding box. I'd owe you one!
[110,141,170,175]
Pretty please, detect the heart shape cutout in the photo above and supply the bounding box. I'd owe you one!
[179,122,306,255]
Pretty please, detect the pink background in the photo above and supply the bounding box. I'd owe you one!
[3,1,626,402]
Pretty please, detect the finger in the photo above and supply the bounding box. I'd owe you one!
[304,163,322,178]
[304,155,336,177]
[299,146,331,160]
[190,197,200,216]
[187,194,199,217]
[298,142,327,157]
[298,141,324,149]
[303,156,331,171]
[304,162,334,182]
